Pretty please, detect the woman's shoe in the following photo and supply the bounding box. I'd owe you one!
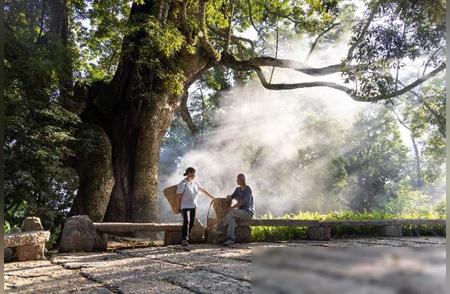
[182,240,189,246]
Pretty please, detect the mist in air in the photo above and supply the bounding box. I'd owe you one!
[158,39,443,221]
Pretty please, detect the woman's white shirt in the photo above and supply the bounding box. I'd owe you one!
[177,179,203,209]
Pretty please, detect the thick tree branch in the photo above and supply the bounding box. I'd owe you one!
[222,51,446,102]
[180,92,199,134]
[257,63,445,102]
[221,52,359,76]
[254,67,352,93]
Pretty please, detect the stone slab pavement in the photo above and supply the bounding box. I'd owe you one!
[4,237,446,294]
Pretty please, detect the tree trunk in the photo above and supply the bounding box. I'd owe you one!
[71,90,180,224]
[69,124,115,221]
[102,92,180,223]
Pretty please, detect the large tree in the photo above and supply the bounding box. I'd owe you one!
[5,0,446,223]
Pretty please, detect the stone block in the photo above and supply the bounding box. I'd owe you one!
[4,247,13,262]
[205,229,226,245]
[235,226,252,243]
[237,219,251,226]
[16,243,45,261]
[94,233,108,251]
[4,231,50,248]
[164,230,182,245]
[378,225,402,237]
[205,226,251,244]
[308,227,331,241]
[133,231,163,240]
[22,217,44,231]
[189,218,205,243]
[205,229,217,245]
[59,215,97,252]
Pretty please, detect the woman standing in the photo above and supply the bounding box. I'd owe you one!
[177,167,215,246]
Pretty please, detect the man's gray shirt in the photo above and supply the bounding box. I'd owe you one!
[231,185,255,216]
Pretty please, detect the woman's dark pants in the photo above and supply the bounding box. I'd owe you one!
[181,208,196,241]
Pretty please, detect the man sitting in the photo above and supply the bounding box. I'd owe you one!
[220,173,255,246]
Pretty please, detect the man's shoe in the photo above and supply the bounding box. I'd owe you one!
[181,240,189,246]
[223,238,235,246]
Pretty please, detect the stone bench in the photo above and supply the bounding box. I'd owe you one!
[5,231,50,261]
[205,219,322,244]
[4,217,50,262]
[86,218,445,247]
[248,218,445,241]
[93,222,183,246]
